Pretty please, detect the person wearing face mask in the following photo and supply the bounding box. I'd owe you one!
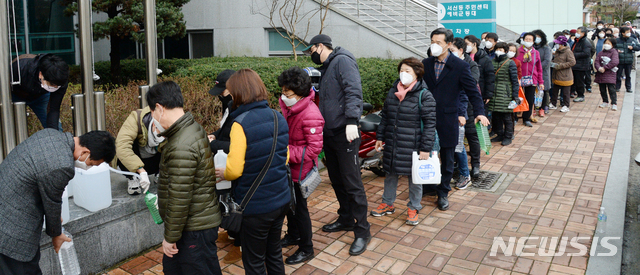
[115,103,166,195]
[596,28,610,54]
[508,44,523,79]
[301,34,371,255]
[569,27,592,103]
[148,81,223,274]
[616,27,640,93]
[532,30,553,117]
[479,31,489,49]
[277,67,324,265]
[612,27,620,38]
[421,28,490,211]
[372,57,436,224]
[592,21,606,42]
[488,42,520,146]
[515,33,544,126]
[0,129,115,275]
[549,36,576,113]
[11,53,68,130]
[595,38,620,110]
[484,32,499,59]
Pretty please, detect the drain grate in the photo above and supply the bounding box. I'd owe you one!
[467,170,515,194]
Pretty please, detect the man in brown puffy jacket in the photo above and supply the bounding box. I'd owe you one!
[146,81,222,275]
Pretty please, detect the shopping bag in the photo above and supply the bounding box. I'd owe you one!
[412,151,441,184]
[513,87,529,112]
[534,87,543,108]
[475,122,491,155]
[455,125,465,153]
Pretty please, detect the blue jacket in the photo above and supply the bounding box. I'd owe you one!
[228,101,291,216]
[422,52,485,148]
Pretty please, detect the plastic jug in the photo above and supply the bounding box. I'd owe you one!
[145,191,163,224]
[214,150,231,190]
[475,122,491,155]
[455,125,465,153]
[58,227,81,275]
[43,187,70,229]
[412,151,441,184]
[70,163,112,212]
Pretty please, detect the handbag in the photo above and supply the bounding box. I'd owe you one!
[298,147,322,199]
[512,87,529,112]
[220,109,280,233]
[521,49,536,87]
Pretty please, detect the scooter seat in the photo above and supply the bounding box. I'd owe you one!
[360,113,381,132]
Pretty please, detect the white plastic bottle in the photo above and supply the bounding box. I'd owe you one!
[597,207,607,234]
[214,150,232,190]
[58,228,81,275]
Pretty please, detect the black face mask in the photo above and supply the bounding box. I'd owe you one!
[311,48,323,65]
[219,94,233,110]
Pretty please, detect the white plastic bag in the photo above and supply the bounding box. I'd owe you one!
[412,151,441,184]
[455,125,465,153]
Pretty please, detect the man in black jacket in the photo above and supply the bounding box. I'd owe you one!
[571,27,592,102]
[616,27,640,93]
[422,28,490,211]
[303,34,371,255]
[11,54,68,130]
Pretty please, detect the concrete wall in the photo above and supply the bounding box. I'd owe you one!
[495,0,583,41]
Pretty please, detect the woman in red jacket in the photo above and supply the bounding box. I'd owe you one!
[278,67,325,265]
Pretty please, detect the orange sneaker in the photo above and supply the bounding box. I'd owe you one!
[406,209,419,225]
[539,109,545,117]
[371,203,395,217]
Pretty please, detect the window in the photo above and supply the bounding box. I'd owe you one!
[267,29,307,56]
[190,31,214,59]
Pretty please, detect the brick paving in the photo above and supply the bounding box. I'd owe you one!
[105,86,623,275]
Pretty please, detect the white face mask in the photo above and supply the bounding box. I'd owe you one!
[507,52,516,58]
[430,44,444,57]
[523,41,534,48]
[554,44,560,51]
[280,94,299,107]
[625,33,632,37]
[603,44,612,51]
[466,45,473,53]
[399,72,414,86]
[152,107,165,133]
[599,33,605,38]
[614,33,619,38]
[495,51,505,57]
[565,35,571,39]
[535,37,542,44]
[484,41,494,50]
[40,79,60,93]
[598,25,603,30]
[147,122,165,147]
[75,153,93,171]
[575,33,581,39]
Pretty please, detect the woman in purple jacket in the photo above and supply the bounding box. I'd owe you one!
[594,38,620,110]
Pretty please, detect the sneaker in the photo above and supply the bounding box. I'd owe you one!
[128,178,142,195]
[548,104,557,110]
[544,106,549,114]
[573,97,585,102]
[406,209,419,225]
[627,90,634,93]
[599,103,609,108]
[587,88,592,93]
[455,175,472,190]
[490,136,503,142]
[524,121,533,127]
[538,109,545,117]
[612,104,618,111]
[570,93,577,98]
[501,138,512,146]
[560,106,570,112]
[371,203,395,217]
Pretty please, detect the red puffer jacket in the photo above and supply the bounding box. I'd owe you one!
[279,90,325,182]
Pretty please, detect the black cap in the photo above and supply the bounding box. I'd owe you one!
[302,34,333,51]
[208,69,236,96]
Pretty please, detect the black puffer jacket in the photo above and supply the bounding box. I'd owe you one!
[474,49,495,100]
[376,80,437,175]
[616,36,640,65]
[571,37,592,71]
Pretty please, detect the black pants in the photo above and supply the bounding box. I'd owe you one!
[616,64,633,91]
[491,112,514,140]
[0,251,41,275]
[464,119,480,168]
[162,227,222,275]
[585,68,592,90]
[435,147,456,198]
[522,86,536,122]
[286,182,313,253]
[599,83,617,104]
[324,133,371,238]
[242,204,288,275]
[572,70,587,98]
[541,89,549,109]
[550,84,571,107]
[116,149,161,179]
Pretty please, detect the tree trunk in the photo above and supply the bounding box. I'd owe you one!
[292,42,298,61]
[108,5,122,84]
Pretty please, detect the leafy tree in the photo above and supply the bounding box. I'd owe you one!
[63,0,189,83]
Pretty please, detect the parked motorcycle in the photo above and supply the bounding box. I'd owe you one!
[359,103,385,176]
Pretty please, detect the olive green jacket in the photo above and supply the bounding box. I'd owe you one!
[157,112,221,243]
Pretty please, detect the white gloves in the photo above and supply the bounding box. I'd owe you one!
[140,172,151,193]
[346,124,359,142]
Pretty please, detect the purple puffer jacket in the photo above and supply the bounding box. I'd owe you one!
[594,48,619,84]
[279,89,325,182]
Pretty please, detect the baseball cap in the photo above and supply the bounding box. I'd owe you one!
[208,69,236,96]
[302,34,333,52]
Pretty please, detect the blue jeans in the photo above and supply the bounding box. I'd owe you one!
[12,92,61,130]
[454,151,470,177]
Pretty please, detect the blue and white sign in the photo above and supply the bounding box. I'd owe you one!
[438,0,496,38]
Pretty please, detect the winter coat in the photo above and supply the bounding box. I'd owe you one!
[552,47,577,86]
[279,90,325,182]
[487,56,519,113]
[116,106,166,172]
[473,49,495,100]
[511,58,522,79]
[594,48,620,84]
[515,46,544,86]
[210,97,234,155]
[157,112,221,243]
[615,36,640,65]
[462,53,481,119]
[571,37,593,71]
[534,43,552,90]
[317,47,363,135]
[376,79,436,175]
[11,54,68,129]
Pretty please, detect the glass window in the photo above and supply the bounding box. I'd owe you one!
[164,36,189,59]
[190,31,213,58]
[268,30,307,56]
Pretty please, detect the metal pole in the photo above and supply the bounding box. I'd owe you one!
[404,0,407,42]
[94,91,106,130]
[72,94,86,137]
[0,0,16,157]
[144,0,157,86]
[139,85,149,108]
[13,102,27,143]
[78,0,95,132]
[357,0,359,18]
[22,0,29,54]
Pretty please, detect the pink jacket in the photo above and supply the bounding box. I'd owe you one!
[516,46,544,85]
[279,90,325,182]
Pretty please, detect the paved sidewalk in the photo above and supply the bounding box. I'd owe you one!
[106,86,625,275]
